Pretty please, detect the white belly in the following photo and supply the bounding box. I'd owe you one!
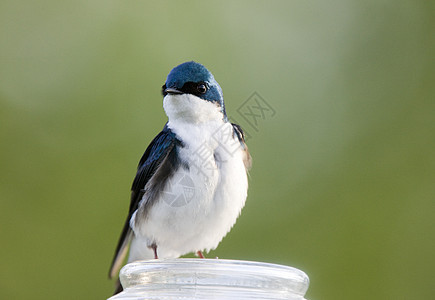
[130,121,248,259]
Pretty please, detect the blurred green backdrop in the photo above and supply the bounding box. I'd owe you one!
[1,1,434,299]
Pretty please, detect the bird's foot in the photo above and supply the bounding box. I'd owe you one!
[149,243,158,259]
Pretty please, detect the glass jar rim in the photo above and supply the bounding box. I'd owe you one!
[114,258,309,299]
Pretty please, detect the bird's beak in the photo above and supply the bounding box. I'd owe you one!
[164,87,183,95]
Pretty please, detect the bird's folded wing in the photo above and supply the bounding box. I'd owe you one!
[108,124,180,279]
[231,123,252,170]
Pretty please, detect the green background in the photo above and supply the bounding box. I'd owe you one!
[1,1,434,299]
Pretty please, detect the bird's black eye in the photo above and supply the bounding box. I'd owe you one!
[197,83,208,94]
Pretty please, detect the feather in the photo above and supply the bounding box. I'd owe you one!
[108,124,181,279]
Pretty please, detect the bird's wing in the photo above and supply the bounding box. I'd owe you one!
[231,123,252,170]
[109,124,180,279]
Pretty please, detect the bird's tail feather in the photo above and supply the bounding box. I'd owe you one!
[113,278,124,295]
[109,222,133,279]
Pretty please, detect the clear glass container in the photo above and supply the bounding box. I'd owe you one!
[108,258,310,300]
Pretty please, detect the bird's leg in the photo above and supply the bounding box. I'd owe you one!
[197,251,205,258]
[150,243,158,259]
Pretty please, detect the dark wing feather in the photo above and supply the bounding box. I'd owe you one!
[231,123,252,170]
[108,124,178,279]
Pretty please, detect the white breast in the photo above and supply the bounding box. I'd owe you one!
[129,94,248,260]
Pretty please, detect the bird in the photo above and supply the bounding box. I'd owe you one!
[108,61,251,294]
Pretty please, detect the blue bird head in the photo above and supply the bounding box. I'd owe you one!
[162,61,226,117]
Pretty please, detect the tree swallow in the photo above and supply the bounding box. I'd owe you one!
[108,61,251,294]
